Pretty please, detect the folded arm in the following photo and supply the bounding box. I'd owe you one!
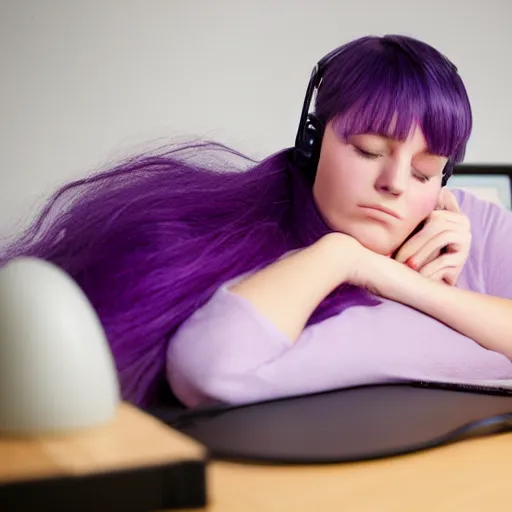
[365,189,512,359]
[367,256,512,359]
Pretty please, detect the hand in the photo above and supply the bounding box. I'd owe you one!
[394,189,471,286]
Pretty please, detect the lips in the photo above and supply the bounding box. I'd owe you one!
[359,204,402,220]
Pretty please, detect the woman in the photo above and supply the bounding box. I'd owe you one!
[3,35,512,408]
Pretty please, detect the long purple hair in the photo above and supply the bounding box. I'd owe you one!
[0,35,472,407]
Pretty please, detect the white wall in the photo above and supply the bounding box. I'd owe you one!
[1,0,511,235]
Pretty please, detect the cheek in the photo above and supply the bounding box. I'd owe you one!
[406,191,439,225]
[316,171,355,203]
[315,150,365,207]
[313,166,365,231]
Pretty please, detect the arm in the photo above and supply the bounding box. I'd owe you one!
[229,232,361,341]
[168,253,512,407]
[167,232,370,407]
[364,255,512,359]
[361,189,512,359]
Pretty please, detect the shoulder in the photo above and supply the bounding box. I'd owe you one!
[450,187,512,238]
[451,188,512,297]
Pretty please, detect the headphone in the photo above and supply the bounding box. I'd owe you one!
[293,46,455,186]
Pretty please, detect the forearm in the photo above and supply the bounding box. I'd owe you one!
[372,257,512,359]
[229,233,349,342]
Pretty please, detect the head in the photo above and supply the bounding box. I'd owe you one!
[305,35,472,255]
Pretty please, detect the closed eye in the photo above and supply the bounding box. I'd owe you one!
[354,144,437,183]
[413,173,432,183]
[353,146,383,159]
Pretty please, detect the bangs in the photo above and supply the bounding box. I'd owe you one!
[316,36,472,163]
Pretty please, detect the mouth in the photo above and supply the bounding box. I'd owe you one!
[359,204,402,220]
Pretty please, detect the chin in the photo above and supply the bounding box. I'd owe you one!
[345,227,398,256]
[359,240,395,256]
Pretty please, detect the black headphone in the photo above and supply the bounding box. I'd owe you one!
[293,47,342,179]
[293,46,455,186]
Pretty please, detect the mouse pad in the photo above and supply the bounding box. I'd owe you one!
[154,382,512,464]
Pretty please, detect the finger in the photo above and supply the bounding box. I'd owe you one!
[419,252,464,279]
[414,245,442,270]
[437,189,461,214]
[409,230,465,271]
[443,271,458,286]
[395,223,452,264]
[395,211,468,264]
[395,224,437,263]
[435,189,445,211]
[430,210,467,225]
[428,267,458,286]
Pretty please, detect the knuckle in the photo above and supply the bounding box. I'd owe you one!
[429,210,443,221]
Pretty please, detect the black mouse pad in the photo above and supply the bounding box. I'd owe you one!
[156,382,512,464]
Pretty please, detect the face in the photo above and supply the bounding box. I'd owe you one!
[313,120,449,256]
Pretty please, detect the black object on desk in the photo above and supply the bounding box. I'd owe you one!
[151,382,512,464]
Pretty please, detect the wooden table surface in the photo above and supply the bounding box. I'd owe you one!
[0,404,207,510]
[0,403,205,483]
[190,432,512,511]
[2,403,510,511]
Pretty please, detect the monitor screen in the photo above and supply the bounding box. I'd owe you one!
[448,173,511,209]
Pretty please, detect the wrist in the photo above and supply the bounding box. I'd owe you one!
[316,232,363,284]
[368,255,433,302]
[349,248,386,292]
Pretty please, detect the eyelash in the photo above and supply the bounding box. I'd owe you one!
[354,146,432,183]
[354,147,382,160]
[414,174,432,183]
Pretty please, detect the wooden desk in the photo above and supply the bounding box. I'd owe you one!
[193,432,512,511]
[2,404,510,510]
[0,403,207,510]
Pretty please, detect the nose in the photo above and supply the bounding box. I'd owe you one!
[374,158,410,196]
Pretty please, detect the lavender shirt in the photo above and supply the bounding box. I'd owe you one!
[167,189,512,408]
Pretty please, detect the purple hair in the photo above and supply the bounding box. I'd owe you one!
[318,35,472,163]
[0,35,472,407]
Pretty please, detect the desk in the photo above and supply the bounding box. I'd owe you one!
[0,404,207,510]
[2,404,510,510]
[192,432,512,511]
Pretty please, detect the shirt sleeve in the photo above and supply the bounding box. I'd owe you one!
[454,188,512,299]
[166,283,382,408]
[166,285,293,407]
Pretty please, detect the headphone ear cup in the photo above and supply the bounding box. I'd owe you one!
[294,113,324,172]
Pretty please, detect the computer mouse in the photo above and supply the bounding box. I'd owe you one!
[0,257,120,435]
